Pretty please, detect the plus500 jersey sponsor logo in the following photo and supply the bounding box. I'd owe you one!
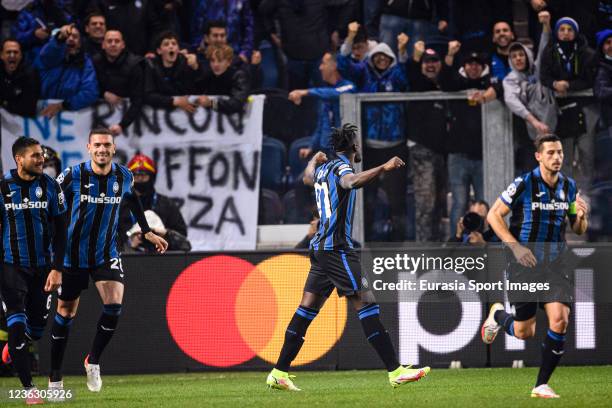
[80,195,122,204]
[532,202,569,210]
[4,201,48,210]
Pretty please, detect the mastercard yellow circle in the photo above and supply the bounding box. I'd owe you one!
[250,254,348,365]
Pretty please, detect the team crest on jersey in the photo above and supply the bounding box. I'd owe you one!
[113,181,119,194]
[58,192,65,206]
[35,187,42,198]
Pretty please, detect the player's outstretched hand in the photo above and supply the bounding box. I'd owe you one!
[510,243,537,268]
[45,270,62,292]
[383,156,405,172]
[145,232,169,253]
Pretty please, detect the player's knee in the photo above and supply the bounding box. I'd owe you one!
[57,301,79,318]
[514,324,535,340]
[549,317,568,334]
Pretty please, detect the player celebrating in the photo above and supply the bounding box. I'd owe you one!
[0,137,66,404]
[48,127,168,395]
[266,124,430,391]
[481,134,589,399]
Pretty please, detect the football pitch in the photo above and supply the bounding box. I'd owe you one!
[1,366,611,407]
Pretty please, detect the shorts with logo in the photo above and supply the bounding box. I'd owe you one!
[0,263,52,327]
[59,259,125,301]
[506,260,573,321]
[304,249,363,297]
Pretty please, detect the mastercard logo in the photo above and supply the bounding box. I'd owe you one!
[166,254,348,367]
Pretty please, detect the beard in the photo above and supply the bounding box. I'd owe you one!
[23,163,43,177]
[354,151,362,163]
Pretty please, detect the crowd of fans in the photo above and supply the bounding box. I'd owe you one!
[0,1,611,243]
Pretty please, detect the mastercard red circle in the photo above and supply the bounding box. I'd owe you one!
[166,255,261,367]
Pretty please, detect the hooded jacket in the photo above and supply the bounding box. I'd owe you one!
[540,33,598,91]
[35,35,99,111]
[337,43,409,147]
[503,31,549,120]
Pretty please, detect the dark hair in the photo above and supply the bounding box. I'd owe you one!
[331,123,358,152]
[12,136,40,160]
[205,20,227,36]
[492,20,514,34]
[470,199,490,212]
[1,37,21,51]
[534,133,561,151]
[84,11,105,26]
[323,50,338,63]
[155,30,179,49]
[88,126,114,141]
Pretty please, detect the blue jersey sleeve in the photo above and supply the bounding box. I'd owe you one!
[499,176,526,209]
[334,162,355,178]
[48,177,66,216]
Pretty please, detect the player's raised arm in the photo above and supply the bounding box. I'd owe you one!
[339,156,405,190]
[302,151,328,186]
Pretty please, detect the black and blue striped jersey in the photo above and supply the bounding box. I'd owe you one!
[310,155,356,250]
[58,161,135,269]
[500,166,578,263]
[0,170,66,267]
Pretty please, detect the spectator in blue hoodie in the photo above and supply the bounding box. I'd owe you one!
[11,0,73,63]
[35,24,99,117]
[337,34,409,241]
[289,52,355,158]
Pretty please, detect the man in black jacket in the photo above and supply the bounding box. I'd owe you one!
[195,44,250,114]
[82,11,106,60]
[119,154,191,253]
[144,30,200,113]
[93,30,144,136]
[442,51,493,237]
[0,39,40,117]
[404,43,449,241]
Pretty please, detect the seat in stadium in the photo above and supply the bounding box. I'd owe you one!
[258,188,284,225]
[260,136,287,191]
[282,188,313,224]
[288,137,312,181]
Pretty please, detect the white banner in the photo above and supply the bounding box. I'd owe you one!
[1,96,264,250]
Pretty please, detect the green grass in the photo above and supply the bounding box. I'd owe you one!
[1,366,611,407]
